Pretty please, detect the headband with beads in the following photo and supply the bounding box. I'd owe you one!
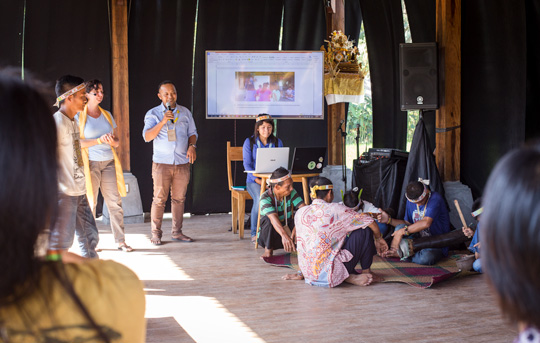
[310,184,333,199]
[54,83,86,107]
[405,178,430,203]
[256,115,271,122]
[472,207,483,218]
[267,173,291,186]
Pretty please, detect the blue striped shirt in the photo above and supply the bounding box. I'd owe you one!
[142,103,198,165]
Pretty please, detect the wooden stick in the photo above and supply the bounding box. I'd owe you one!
[454,199,468,228]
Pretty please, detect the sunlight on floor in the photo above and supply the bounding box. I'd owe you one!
[86,233,194,281]
[146,295,266,343]
[93,230,265,342]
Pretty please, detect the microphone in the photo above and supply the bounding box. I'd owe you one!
[166,102,174,123]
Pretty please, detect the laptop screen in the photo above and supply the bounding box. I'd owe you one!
[291,147,327,174]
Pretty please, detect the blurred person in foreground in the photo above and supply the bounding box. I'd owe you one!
[481,143,540,343]
[0,70,145,342]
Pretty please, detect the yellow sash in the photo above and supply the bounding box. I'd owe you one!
[79,105,127,210]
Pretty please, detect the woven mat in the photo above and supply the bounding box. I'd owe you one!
[263,253,474,289]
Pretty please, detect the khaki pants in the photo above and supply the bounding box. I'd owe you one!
[151,162,190,237]
[89,160,125,243]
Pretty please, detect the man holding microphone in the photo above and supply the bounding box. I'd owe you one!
[143,80,198,245]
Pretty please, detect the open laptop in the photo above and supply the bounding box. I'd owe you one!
[290,147,327,174]
[245,147,290,173]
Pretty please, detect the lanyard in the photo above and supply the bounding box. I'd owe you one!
[165,108,179,129]
[257,138,275,149]
[416,192,431,220]
[272,188,288,227]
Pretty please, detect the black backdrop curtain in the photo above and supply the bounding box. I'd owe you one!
[280,0,328,157]
[0,1,24,68]
[0,1,111,106]
[24,1,112,107]
[359,0,406,150]
[403,0,436,150]
[191,0,283,214]
[282,0,326,51]
[345,0,362,44]
[461,0,527,198]
[129,0,197,213]
[525,0,540,141]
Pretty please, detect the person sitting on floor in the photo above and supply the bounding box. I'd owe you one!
[380,179,450,265]
[342,187,390,237]
[257,167,305,258]
[468,198,483,273]
[481,143,540,342]
[283,177,388,287]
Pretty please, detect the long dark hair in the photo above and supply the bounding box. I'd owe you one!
[343,187,363,210]
[481,144,540,329]
[250,113,278,146]
[0,71,58,306]
[0,70,110,342]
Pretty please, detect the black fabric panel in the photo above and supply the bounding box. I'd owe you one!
[0,1,24,68]
[343,0,361,158]
[280,0,327,173]
[191,0,283,214]
[345,0,362,44]
[129,0,197,213]
[403,0,436,150]
[397,117,444,219]
[24,1,111,107]
[461,0,527,198]
[359,0,406,150]
[353,157,408,214]
[403,0,435,43]
[282,0,326,51]
[525,0,540,141]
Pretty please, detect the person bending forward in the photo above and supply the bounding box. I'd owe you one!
[285,177,388,287]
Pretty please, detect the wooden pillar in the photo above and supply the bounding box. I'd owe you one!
[435,0,461,181]
[325,0,346,165]
[111,0,130,171]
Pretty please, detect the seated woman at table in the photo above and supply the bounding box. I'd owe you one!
[481,143,540,342]
[243,113,283,243]
[257,167,305,258]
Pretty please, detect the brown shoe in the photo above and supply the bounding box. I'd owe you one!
[171,234,194,243]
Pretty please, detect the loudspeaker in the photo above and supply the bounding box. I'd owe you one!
[399,43,438,111]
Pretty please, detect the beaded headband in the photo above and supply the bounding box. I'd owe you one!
[54,83,86,107]
[256,115,271,122]
[405,178,430,203]
[310,184,333,199]
[267,173,291,185]
[471,207,483,218]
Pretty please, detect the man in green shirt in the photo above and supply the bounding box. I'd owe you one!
[257,167,305,258]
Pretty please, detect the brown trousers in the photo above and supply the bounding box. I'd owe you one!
[151,162,190,237]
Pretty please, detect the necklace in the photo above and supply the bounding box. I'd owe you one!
[416,192,431,220]
[271,188,288,226]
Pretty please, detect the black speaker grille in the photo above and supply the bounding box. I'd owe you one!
[399,43,439,111]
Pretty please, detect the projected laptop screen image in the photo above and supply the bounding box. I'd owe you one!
[245,147,290,174]
[290,147,327,174]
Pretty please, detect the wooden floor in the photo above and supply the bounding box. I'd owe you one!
[92,213,516,343]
